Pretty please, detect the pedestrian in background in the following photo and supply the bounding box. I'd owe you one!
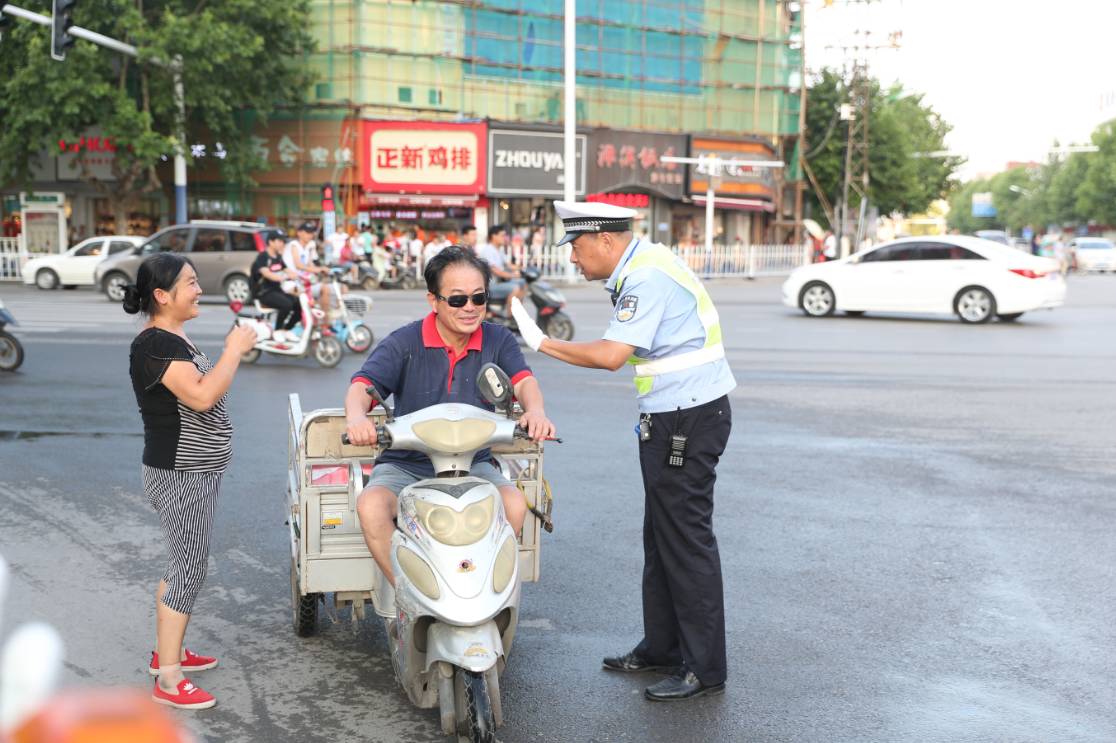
[125,253,256,710]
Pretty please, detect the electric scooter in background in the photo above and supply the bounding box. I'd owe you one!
[486,268,575,341]
[231,281,344,368]
[326,268,375,353]
[0,298,24,372]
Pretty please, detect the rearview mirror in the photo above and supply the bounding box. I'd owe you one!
[477,363,513,416]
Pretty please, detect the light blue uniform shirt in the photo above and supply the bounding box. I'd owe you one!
[602,238,737,414]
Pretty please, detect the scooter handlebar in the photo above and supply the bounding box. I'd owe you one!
[341,427,391,447]
[513,427,562,444]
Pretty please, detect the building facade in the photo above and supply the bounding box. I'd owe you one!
[209,0,806,246]
[3,0,805,253]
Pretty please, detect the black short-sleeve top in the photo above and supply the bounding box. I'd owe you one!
[129,328,233,472]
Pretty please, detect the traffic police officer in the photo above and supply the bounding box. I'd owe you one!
[510,201,735,702]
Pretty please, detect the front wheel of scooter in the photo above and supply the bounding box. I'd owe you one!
[314,336,344,368]
[346,324,374,353]
[543,311,575,341]
[455,668,496,743]
[290,557,319,637]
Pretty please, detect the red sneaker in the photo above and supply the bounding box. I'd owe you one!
[151,678,216,710]
[148,648,219,676]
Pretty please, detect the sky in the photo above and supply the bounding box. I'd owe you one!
[805,0,1115,180]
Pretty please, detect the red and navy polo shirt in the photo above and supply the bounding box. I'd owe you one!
[351,312,533,476]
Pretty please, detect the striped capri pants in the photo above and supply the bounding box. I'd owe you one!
[143,465,222,615]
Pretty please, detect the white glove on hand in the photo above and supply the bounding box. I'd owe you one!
[510,296,547,351]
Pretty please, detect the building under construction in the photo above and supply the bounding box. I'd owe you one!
[193,0,806,244]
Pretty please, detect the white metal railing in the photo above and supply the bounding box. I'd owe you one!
[0,238,23,281]
[505,242,812,282]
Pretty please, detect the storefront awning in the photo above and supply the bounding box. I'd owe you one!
[692,195,774,213]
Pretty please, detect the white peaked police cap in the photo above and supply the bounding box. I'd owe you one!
[554,201,637,246]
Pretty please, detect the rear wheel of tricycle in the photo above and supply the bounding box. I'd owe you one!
[346,324,374,353]
[290,557,319,637]
[455,668,495,743]
[314,336,343,368]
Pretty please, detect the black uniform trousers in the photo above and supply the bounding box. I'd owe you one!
[633,394,731,687]
[256,288,300,330]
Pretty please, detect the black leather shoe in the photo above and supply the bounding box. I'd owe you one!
[602,651,679,674]
[644,670,725,702]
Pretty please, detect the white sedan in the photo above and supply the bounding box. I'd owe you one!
[782,236,1065,324]
[1069,237,1116,272]
[22,236,143,290]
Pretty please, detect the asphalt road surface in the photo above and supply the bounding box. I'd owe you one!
[1,275,1115,743]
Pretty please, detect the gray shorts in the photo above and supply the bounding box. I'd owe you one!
[365,460,512,495]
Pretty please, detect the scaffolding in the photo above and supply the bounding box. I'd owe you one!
[305,0,803,140]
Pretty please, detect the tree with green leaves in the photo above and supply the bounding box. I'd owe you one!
[0,0,314,231]
[803,68,962,229]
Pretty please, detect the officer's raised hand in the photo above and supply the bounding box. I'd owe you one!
[511,297,547,351]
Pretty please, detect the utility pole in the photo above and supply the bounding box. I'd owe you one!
[838,61,869,254]
[2,3,190,225]
[562,0,576,282]
[822,0,901,255]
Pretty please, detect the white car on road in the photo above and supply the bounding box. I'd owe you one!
[782,236,1065,324]
[22,236,144,290]
[1069,237,1116,273]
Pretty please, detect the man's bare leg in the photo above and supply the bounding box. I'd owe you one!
[356,486,398,585]
[498,485,527,537]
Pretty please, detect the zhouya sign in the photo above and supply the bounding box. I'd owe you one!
[487,130,586,196]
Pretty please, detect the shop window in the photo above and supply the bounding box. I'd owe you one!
[428,88,443,105]
[316,82,332,100]
[398,86,413,103]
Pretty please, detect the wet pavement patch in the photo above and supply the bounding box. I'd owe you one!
[0,430,143,442]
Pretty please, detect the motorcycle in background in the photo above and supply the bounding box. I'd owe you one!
[0,298,24,372]
[486,268,574,341]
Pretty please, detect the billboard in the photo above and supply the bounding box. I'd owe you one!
[487,129,586,196]
[971,192,996,218]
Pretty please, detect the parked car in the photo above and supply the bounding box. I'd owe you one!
[95,221,268,303]
[1068,237,1116,273]
[782,236,1065,324]
[22,236,144,290]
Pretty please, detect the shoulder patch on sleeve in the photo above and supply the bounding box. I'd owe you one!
[616,295,639,322]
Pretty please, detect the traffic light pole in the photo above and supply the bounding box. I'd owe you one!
[1,3,190,226]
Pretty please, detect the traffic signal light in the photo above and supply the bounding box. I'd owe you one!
[321,184,335,212]
[51,0,77,61]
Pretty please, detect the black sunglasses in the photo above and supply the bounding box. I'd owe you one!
[437,291,488,308]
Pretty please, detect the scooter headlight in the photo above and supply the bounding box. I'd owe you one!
[397,545,440,600]
[492,536,518,594]
[415,496,494,546]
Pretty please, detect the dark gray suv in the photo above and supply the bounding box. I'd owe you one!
[95,220,269,303]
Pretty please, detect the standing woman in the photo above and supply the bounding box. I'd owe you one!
[124,253,256,709]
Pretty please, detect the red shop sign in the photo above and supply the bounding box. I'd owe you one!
[361,121,487,195]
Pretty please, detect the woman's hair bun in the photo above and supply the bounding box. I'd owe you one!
[121,284,142,315]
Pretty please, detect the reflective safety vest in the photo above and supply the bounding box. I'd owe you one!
[615,243,725,395]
